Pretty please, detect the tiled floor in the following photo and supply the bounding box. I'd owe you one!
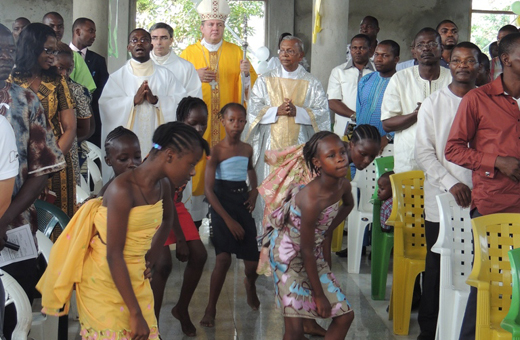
[65,225,420,340]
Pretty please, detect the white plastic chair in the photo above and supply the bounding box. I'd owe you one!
[1,270,31,340]
[347,144,393,273]
[76,184,90,205]
[31,232,59,340]
[432,193,473,340]
[82,142,103,195]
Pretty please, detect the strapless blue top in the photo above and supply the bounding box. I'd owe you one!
[215,156,248,181]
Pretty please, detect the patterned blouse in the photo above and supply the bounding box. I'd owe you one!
[0,81,65,234]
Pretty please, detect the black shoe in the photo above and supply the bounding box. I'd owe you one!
[335,248,348,257]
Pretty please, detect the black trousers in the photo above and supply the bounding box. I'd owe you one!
[458,208,482,340]
[418,220,440,338]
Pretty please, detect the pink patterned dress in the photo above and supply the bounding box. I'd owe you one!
[267,186,353,319]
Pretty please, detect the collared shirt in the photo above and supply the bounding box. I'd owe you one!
[69,42,87,59]
[356,71,394,138]
[0,82,65,235]
[445,76,520,215]
[327,59,375,135]
[415,87,473,222]
[381,65,452,173]
[396,58,449,71]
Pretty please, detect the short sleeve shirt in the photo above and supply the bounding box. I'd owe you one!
[0,82,65,234]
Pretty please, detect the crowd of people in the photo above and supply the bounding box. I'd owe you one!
[1,0,520,339]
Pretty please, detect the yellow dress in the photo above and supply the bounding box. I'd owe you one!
[181,40,258,195]
[36,198,163,339]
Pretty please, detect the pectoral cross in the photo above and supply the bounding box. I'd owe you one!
[209,79,218,90]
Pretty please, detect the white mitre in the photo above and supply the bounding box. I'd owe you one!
[197,0,230,21]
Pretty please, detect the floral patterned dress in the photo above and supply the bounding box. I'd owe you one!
[268,185,353,319]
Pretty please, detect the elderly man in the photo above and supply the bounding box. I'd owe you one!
[0,24,65,339]
[70,17,109,147]
[381,27,451,173]
[150,22,202,99]
[445,32,520,340]
[328,34,374,137]
[43,12,96,93]
[99,28,186,181]
[415,42,480,340]
[244,34,330,337]
[11,17,29,42]
[181,0,257,224]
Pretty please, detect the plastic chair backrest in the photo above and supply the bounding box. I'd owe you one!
[1,269,31,339]
[470,214,520,328]
[387,171,425,259]
[36,230,53,263]
[86,157,103,194]
[76,184,90,205]
[435,193,473,290]
[85,141,103,162]
[372,156,394,201]
[34,200,71,238]
[503,247,520,334]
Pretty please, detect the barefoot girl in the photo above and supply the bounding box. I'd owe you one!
[38,122,209,340]
[268,130,378,340]
[200,103,260,327]
[151,97,209,337]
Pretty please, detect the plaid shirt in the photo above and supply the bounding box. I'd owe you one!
[380,198,393,231]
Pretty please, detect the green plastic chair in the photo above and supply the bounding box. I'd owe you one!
[371,156,394,300]
[34,199,70,238]
[502,247,520,339]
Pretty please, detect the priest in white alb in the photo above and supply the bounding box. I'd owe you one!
[244,35,330,186]
[149,22,202,99]
[99,28,187,181]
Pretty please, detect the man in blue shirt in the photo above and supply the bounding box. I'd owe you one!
[356,40,400,153]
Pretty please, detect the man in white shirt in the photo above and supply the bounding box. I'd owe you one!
[99,28,187,181]
[328,34,374,136]
[149,22,202,99]
[414,42,478,340]
[381,27,452,173]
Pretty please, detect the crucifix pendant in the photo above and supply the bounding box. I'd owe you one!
[209,79,218,90]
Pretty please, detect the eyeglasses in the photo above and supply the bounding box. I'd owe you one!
[278,49,298,56]
[129,37,151,44]
[450,59,478,66]
[43,47,59,56]
[415,42,439,50]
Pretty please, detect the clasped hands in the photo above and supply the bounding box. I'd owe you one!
[277,98,297,117]
[134,81,158,106]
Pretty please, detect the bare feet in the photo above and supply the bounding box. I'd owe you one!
[244,277,260,311]
[200,308,216,328]
[303,318,327,337]
[171,305,197,337]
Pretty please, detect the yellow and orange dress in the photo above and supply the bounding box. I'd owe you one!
[37,198,162,339]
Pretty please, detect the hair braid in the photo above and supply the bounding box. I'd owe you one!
[152,122,210,157]
[303,131,339,175]
[176,96,208,122]
[351,124,381,145]
[104,126,139,156]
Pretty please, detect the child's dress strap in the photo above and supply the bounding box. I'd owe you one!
[36,198,103,316]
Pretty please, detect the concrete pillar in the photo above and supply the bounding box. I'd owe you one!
[294,0,313,67]
[265,0,295,58]
[107,0,136,73]
[73,0,109,59]
[310,0,350,91]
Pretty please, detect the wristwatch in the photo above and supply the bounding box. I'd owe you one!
[386,134,393,143]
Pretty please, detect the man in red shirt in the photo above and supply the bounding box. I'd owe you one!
[445,32,520,340]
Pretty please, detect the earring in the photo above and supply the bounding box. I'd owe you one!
[316,167,321,176]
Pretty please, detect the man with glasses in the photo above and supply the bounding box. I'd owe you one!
[327,34,375,137]
[415,42,479,340]
[149,22,202,99]
[99,28,187,181]
[381,27,451,173]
